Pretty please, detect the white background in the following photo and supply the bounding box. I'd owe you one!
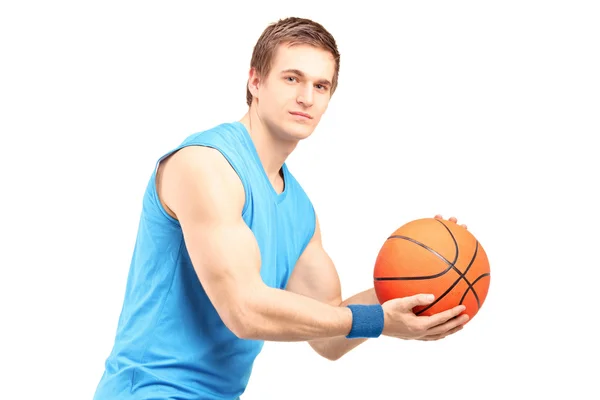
[1,1,599,399]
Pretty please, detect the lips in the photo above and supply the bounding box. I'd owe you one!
[290,111,312,119]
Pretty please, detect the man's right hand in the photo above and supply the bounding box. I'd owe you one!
[381,294,468,341]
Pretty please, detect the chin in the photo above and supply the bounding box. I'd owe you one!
[281,121,316,141]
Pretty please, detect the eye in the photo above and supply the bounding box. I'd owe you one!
[285,76,297,82]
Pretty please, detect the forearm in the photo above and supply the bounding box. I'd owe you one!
[308,288,380,360]
[229,283,353,342]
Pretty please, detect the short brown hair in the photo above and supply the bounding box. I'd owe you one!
[246,17,340,106]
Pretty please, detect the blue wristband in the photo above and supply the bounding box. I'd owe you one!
[346,304,385,339]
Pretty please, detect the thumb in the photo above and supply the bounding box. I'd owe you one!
[399,293,435,310]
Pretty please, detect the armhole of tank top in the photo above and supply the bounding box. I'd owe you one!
[150,143,250,224]
[151,150,179,225]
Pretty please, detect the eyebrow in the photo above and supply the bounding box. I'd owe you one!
[281,69,332,87]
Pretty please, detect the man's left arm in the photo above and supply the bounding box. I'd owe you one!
[286,214,378,361]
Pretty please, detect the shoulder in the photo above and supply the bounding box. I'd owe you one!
[175,121,252,182]
[157,145,246,220]
[162,145,243,193]
[164,144,235,170]
[179,121,246,147]
[160,120,252,187]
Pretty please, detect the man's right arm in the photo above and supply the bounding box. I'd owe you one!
[157,145,354,342]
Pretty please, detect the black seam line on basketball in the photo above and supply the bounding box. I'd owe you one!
[459,273,491,305]
[434,220,480,308]
[415,241,480,315]
[374,229,468,283]
[373,236,455,281]
[436,219,478,306]
[376,219,460,280]
[435,219,459,265]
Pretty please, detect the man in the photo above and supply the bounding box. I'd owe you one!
[93,17,469,399]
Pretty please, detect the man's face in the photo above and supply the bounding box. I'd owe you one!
[250,43,336,141]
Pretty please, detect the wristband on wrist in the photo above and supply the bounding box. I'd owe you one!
[345,304,385,339]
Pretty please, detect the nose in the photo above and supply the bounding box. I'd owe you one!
[296,84,314,107]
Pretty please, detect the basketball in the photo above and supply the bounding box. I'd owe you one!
[373,217,491,323]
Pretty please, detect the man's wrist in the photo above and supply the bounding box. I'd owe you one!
[345,304,384,339]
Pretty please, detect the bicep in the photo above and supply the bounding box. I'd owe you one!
[286,215,342,306]
[159,146,264,328]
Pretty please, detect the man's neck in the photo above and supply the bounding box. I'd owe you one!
[239,109,298,184]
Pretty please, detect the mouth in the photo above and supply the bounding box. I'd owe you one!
[289,111,312,119]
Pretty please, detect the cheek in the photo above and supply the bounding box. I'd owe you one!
[314,98,330,116]
[264,88,290,110]
[260,91,284,115]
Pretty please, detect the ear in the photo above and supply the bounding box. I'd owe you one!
[247,67,261,99]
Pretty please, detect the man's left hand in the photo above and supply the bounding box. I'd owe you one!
[434,214,467,230]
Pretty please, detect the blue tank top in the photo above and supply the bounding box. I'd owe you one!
[93,121,316,400]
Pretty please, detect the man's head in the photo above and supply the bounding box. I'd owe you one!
[246,17,340,141]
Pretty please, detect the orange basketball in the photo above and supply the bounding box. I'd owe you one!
[373,217,491,323]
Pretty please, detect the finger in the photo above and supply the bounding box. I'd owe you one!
[434,214,443,220]
[397,293,435,311]
[449,216,458,223]
[421,324,464,341]
[425,314,469,337]
[421,304,466,329]
[460,224,468,229]
[421,322,465,341]
[446,324,465,336]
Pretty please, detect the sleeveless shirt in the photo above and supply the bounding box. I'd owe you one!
[93,121,316,399]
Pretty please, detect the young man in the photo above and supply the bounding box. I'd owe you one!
[93,17,469,400]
